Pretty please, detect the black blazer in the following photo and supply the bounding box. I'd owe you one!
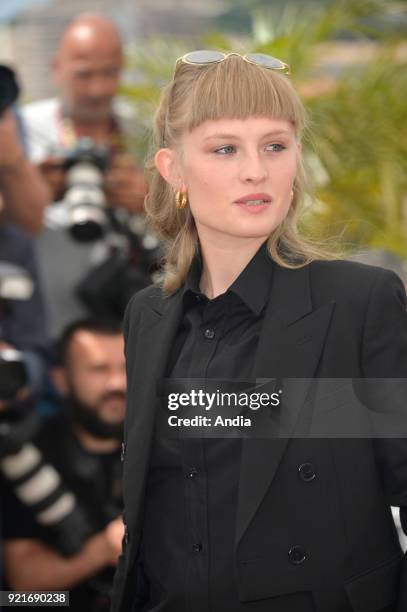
[111,258,407,612]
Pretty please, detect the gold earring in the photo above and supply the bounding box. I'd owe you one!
[175,190,188,210]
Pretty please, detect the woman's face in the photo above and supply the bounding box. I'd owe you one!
[176,116,299,248]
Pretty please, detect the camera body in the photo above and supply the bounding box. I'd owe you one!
[0,348,28,402]
[0,261,34,402]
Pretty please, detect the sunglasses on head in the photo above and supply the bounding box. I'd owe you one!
[176,50,291,75]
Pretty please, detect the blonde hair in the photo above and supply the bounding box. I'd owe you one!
[145,54,334,295]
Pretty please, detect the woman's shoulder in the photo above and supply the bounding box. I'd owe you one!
[308,258,406,305]
[310,258,403,285]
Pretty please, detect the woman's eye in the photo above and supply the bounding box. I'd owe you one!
[266,143,285,152]
[214,145,235,155]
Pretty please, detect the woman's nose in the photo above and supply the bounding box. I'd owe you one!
[239,152,268,183]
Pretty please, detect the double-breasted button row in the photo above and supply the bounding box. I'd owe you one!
[298,462,317,482]
[240,545,308,567]
[288,545,307,564]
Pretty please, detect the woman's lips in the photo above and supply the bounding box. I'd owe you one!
[235,203,270,213]
[234,193,272,213]
[234,192,272,203]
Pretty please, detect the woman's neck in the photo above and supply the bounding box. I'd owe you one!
[198,235,267,299]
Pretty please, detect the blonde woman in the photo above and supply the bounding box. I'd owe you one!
[112,52,407,612]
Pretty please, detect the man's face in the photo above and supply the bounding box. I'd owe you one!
[53,34,123,122]
[63,331,126,430]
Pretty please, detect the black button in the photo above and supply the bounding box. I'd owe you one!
[298,462,316,482]
[288,545,307,565]
[121,442,126,462]
[187,467,198,478]
[204,328,215,339]
[124,526,129,545]
[192,543,203,553]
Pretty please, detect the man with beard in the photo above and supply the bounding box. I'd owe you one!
[2,319,126,611]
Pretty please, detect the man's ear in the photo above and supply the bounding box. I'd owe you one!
[154,148,182,188]
[51,366,68,396]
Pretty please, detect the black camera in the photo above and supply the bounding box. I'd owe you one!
[76,216,162,319]
[0,348,28,402]
[0,64,19,115]
[60,138,111,242]
[0,262,93,556]
[0,261,34,402]
[0,412,94,556]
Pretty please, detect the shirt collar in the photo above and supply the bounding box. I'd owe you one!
[183,241,273,316]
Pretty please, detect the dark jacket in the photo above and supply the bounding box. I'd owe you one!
[111,258,407,612]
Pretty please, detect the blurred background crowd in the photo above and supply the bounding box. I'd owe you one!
[0,0,406,609]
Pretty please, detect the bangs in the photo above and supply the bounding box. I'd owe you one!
[182,55,305,132]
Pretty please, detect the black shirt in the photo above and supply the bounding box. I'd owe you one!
[140,242,274,611]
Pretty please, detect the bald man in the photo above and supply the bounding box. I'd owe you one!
[54,14,124,126]
[21,14,147,337]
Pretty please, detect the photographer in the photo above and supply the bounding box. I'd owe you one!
[0,66,49,234]
[0,66,50,404]
[22,14,151,337]
[0,225,50,590]
[0,64,53,593]
[0,65,49,367]
[2,319,126,611]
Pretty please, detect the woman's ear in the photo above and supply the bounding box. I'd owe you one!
[154,148,180,187]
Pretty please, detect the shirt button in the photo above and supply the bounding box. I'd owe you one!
[192,543,203,553]
[120,442,126,462]
[204,328,215,339]
[187,467,198,478]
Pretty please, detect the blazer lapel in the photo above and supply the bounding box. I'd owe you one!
[235,263,335,547]
[123,289,184,537]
